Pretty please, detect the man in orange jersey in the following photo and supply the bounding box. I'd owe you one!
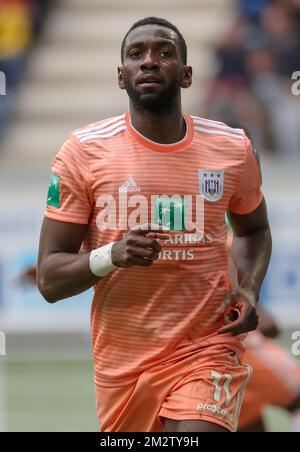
[239,307,300,432]
[37,17,272,432]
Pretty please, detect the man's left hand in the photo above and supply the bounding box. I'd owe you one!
[218,288,259,336]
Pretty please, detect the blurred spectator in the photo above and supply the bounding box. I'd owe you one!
[238,0,272,22]
[0,0,31,135]
[0,0,51,138]
[0,0,32,86]
[204,0,300,157]
[31,0,52,39]
[262,4,300,76]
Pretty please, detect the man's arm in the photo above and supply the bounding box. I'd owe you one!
[37,218,99,303]
[219,198,272,336]
[37,218,167,304]
[228,197,272,300]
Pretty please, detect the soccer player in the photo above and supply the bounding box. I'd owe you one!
[37,17,272,433]
[239,307,300,432]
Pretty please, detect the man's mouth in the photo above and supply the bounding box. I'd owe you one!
[137,76,162,86]
[139,82,161,88]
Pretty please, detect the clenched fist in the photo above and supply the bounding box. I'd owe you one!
[111,225,169,268]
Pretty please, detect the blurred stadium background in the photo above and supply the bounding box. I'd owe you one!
[0,0,300,432]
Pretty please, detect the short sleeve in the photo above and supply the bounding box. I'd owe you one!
[44,134,92,224]
[228,134,263,215]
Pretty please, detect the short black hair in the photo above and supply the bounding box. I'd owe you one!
[121,17,187,65]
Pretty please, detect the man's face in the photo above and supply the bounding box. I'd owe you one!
[119,24,192,114]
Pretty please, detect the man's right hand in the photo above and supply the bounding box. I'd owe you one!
[111,225,169,268]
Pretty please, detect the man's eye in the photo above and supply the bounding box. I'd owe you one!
[160,51,171,58]
[130,51,142,58]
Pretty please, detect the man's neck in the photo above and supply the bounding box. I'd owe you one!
[129,105,186,145]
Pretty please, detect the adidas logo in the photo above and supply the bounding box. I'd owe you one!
[119,177,141,193]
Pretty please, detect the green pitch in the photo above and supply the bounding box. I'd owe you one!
[4,359,98,432]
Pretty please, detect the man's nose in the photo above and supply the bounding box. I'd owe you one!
[140,51,159,70]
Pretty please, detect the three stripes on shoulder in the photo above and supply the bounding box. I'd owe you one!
[74,114,126,143]
[74,114,245,144]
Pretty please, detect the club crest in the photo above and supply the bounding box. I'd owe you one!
[199,170,224,202]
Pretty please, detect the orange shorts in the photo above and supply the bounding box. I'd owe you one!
[95,344,252,432]
[239,332,300,429]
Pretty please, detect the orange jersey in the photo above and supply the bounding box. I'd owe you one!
[45,113,263,386]
[239,331,300,429]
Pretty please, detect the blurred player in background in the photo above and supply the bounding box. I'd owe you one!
[227,228,300,432]
[239,307,300,432]
[37,17,272,432]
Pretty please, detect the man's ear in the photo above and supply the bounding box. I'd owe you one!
[181,65,193,89]
[118,67,125,90]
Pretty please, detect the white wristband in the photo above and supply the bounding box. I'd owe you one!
[89,242,117,277]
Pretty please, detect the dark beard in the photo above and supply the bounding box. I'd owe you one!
[124,78,181,115]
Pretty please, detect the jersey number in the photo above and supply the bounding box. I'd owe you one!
[211,371,233,406]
